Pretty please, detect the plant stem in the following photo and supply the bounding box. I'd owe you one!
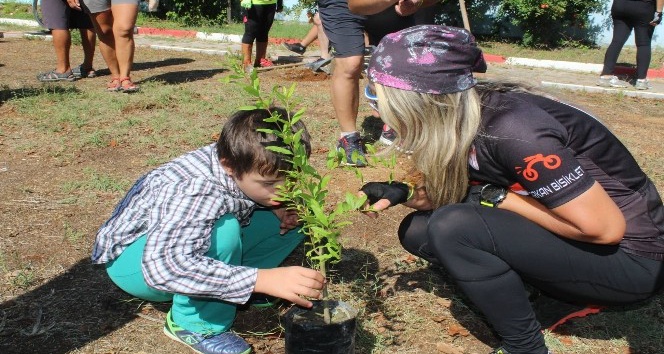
[320,255,331,324]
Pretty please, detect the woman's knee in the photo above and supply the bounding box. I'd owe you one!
[426,204,484,255]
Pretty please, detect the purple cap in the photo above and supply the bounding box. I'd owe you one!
[367,25,487,94]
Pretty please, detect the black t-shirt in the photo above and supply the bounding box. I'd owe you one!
[469,90,664,260]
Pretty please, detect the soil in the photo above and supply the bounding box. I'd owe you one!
[1,36,664,354]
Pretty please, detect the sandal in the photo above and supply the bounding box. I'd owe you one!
[37,69,76,82]
[72,64,97,79]
[119,77,139,93]
[107,77,121,92]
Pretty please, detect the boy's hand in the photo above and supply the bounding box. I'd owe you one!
[272,207,300,234]
[254,267,325,308]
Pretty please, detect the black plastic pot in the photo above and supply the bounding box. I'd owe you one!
[282,300,358,354]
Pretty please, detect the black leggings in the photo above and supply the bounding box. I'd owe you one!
[601,0,655,79]
[242,4,276,44]
[399,204,664,354]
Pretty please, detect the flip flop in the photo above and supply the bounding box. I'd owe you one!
[37,69,76,82]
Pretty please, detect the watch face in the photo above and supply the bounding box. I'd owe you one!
[481,185,507,204]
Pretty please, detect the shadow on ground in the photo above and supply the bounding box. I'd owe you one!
[0,86,79,106]
[0,258,145,354]
[92,57,196,77]
[145,68,227,85]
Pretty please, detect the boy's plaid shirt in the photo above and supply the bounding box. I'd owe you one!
[92,144,259,304]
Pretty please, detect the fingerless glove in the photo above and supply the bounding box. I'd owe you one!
[360,181,412,205]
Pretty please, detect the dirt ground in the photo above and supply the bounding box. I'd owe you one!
[1,36,664,354]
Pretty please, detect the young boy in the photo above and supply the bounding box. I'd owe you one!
[92,108,325,354]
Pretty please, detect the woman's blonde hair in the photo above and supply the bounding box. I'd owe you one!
[376,84,482,208]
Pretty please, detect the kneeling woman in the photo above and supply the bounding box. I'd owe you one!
[360,25,664,354]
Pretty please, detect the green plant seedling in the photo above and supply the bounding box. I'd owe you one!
[225,63,367,324]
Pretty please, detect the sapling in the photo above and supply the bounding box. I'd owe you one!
[225,65,367,324]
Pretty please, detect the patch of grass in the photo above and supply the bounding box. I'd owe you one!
[61,168,130,193]
[63,222,86,244]
[11,268,36,289]
[0,1,33,20]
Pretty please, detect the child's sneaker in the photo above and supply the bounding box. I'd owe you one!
[337,132,367,167]
[282,42,306,55]
[597,75,629,88]
[379,124,396,146]
[163,311,251,354]
[635,79,651,90]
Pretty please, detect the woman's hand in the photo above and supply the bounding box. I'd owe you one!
[402,185,433,211]
[67,0,82,10]
[254,267,325,308]
[394,0,422,17]
[272,206,300,234]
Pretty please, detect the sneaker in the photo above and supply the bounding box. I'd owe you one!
[337,132,367,167]
[163,311,251,354]
[379,124,396,146]
[597,75,630,88]
[282,42,306,55]
[258,58,273,68]
[635,79,651,90]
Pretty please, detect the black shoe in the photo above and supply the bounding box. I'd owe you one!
[282,42,306,55]
[337,132,367,167]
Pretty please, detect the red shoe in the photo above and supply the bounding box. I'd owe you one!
[259,58,273,67]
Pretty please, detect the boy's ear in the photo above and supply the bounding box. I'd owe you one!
[220,159,234,176]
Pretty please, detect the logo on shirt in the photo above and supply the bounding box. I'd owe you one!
[515,153,561,181]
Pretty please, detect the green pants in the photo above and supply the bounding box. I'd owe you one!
[105,209,303,334]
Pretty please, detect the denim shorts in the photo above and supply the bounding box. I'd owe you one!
[80,0,139,14]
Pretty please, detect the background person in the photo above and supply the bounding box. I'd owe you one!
[241,0,283,72]
[79,0,139,92]
[92,108,324,354]
[37,0,97,82]
[282,12,333,70]
[318,0,437,166]
[360,25,664,354]
[598,0,663,90]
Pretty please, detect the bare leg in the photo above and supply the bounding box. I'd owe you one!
[91,10,120,79]
[300,24,318,47]
[313,13,330,60]
[51,29,72,73]
[110,4,138,79]
[242,43,253,67]
[331,55,363,133]
[79,28,97,69]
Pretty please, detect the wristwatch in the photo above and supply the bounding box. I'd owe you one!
[479,184,507,208]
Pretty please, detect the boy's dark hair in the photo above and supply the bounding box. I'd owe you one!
[216,108,311,178]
